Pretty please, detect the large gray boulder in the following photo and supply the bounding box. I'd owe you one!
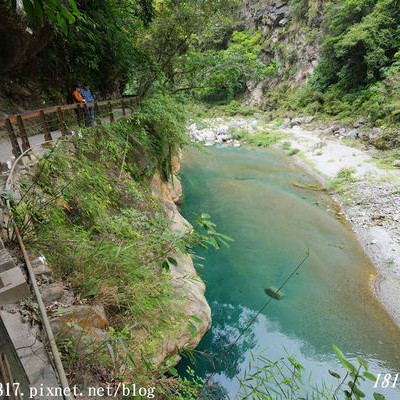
[220,133,233,142]
[151,251,211,365]
[41,282,64,305]
[291,116,314,127]
[198,129,216,142]
[346,129,359,140]
[369,128,381,141]
[216,125,229,135]
[50,305,108,350]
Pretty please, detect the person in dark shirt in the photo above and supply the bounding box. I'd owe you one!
[80,83,95,126]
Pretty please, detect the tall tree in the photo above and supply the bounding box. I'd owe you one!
[131,0,242,98]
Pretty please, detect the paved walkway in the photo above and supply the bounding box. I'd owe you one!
[0,131,63,162]
[0,108,129,163]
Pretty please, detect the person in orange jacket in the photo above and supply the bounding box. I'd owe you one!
[72,83,86,126]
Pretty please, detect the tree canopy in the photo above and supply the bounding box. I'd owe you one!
[313,0,400,90]
[6,0,272,101]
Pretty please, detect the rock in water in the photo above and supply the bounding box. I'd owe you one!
[264,286,284,300]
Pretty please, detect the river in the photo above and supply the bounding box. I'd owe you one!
[177,145,400,399]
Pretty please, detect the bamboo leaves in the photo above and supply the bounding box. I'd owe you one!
[6,0,81,34]
[331,345,385,400]
[192,213,234,250]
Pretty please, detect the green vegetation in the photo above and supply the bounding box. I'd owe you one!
[6,0,274,103]
[314,0,400,92]
[280,141,301,155]
[177,30,274,101]
[190,99,261,119]
[288,148,300,156]
[6,0,81,34]
[327,167,357,192]
[272,0,400,131]
[372,148,400,169]
[8,0,400,130]
[235,345,386,400]
[42,0,158,95]
[10,96,231,397]
[223,100,261,117]
[243,130,285,147]
[280,141,292,151]
[4,0,398,398]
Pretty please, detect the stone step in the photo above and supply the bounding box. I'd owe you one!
[0,159,12,175]
[0,266,30,305]
[0,249,15,272]
[1,307,62,400]
[0,173,8,184]
[0,211,9,231]
[0,313,30,397]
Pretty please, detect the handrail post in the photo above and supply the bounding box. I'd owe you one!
[94,103,102,126]
[83,103,91,127]
[130,97,137,111]
[121,99,126,116]
[75,104,82,127]
[5,119,22,158]
[39,111,52,141]
[16,115,30,152]
[57,107,68,136]
[108,101,114,123]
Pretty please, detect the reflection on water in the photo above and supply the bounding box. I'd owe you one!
[177,146,400,399]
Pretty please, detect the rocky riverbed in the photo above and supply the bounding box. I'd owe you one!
[187,115,263,147]
[187,115,400,328]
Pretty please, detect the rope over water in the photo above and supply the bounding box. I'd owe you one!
[197,250,310,399]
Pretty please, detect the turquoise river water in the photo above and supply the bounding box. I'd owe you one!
[177,145,400,399]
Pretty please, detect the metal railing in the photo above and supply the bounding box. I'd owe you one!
[0,97,138,159]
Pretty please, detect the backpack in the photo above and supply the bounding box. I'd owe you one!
[66,90,74,104]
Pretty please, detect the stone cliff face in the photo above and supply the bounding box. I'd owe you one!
[241,0,323,105]
[0,3,55,117]
[0,4,53,76]
[149,155,212,365]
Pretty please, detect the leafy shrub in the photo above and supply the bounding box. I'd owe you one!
[223,100,260,116]
[289,148,300,155]
[228,126,248,139]
[280,141,292,150]
[327,168,357,192]
[243,130,284,147]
